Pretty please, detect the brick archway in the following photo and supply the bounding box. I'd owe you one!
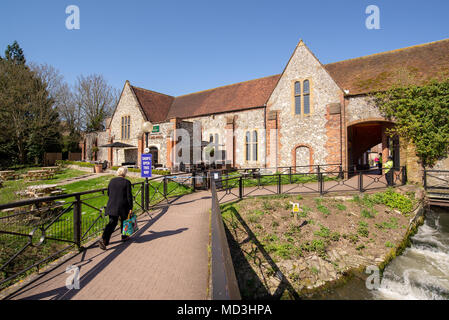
[292,144,314,173]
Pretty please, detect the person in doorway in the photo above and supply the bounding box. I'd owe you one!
[98,166,133,250]
[384,156,394,186]
[377,153,383,175]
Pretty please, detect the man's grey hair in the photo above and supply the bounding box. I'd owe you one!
[117,166,128,177]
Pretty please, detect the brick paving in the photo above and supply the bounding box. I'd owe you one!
[5,191,211,300]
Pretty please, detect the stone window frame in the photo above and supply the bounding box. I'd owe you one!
[244,129,260,164]
[121,115,131,140]
[291,79,313,117]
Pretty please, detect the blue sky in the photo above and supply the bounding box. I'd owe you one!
[1,0,448,96]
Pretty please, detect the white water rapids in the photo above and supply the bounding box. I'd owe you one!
[373,208,449,300]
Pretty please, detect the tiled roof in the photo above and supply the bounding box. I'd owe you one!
[130,86,174,123]
[324,38,449,95]
[130,38,449,121]
[166,74,281,119]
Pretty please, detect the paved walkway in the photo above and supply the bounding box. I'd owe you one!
[5,191,211,300]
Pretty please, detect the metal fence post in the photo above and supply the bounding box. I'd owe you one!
[141,182,145,211]
[402,166,407,185]
[358,172,364,193]
[73,195,82,249]
[192,171,196,192]
[277,174,281,194]
[239,176,243,199]
[145,178,149,211]
[319,173,323,195]
[338,165,344,179]
[163,176,167,198]
[289,167,292,184]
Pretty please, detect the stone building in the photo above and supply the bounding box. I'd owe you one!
[80,38,449,179]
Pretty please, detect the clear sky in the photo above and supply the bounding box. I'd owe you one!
[1,0,448,96]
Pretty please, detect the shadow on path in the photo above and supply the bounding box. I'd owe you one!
[6,201,188,300]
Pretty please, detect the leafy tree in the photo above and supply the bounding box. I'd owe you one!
[375,79,449,167]
[3,40,26,65]
[0,46,61,166]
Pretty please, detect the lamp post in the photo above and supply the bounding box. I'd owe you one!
[142,121,152,211]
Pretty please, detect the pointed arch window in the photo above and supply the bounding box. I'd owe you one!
[252,131,258,161]
[293,80,311,116]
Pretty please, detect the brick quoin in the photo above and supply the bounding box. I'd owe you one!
[324,103,342,166]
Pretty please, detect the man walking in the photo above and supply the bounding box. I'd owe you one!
[98,167,133,250]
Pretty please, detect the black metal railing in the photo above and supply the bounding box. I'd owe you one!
[0,172,196,290]
[209,177,241,300]
[214,166,407,204]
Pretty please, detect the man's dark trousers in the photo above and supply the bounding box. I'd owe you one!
[386,170,394,186]
[102,216,124,245]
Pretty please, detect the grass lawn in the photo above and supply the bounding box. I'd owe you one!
[0,168,89,205]
[0,173,193,289]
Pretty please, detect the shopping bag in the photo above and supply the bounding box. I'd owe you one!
[122,212,139,237]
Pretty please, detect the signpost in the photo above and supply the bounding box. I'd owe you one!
[141,153,152,211]
[141,153,152,178]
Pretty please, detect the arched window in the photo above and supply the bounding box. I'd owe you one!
[252,131,258,161]
[245,131,251,161]
[303,80,310,114]
[294,81,301,115]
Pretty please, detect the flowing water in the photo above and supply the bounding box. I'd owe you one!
[315,206,449,300]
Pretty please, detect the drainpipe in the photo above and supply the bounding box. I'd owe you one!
[264,105,267,168]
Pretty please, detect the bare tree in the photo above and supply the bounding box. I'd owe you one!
[74,74,119,132]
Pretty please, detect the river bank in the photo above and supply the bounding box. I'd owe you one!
[221,186,425,299]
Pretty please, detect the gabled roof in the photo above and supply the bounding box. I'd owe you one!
[324,38,449,96]
[130,85,174,123]
[127,38,449,121]
[166,74,280,119]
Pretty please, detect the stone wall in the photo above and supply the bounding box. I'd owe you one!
[187,108,265,168]
[346,96,384,125]
[109,82,146,166]
[266,42,343,168]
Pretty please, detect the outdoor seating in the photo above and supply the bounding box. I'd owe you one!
[0,170,19,181]
[23,169,54,181]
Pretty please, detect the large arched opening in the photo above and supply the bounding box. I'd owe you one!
[347,120,399,173]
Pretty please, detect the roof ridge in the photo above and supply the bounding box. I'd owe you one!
[325,38,449,66]
[131,84,174,98]
[174,74,281,98]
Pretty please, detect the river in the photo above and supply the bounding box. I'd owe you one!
[314,206,449,300]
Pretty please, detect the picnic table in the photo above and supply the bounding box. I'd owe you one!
[23,169,54,181]
[42,166,60,174]
[0,170,20,180]
[25,184,63,198]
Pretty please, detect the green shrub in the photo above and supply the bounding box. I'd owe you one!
[361,209,374,219]
[336,203,346,211]
[314,225,330,238]
[358,220,369,238]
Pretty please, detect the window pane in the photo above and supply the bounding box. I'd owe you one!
[294,81,301,95]
[253,142,258,161]
[215,134,219,145]
[295,96,301,114]
[209,134,213,143]
[246,131,250,161]
[304,95,310,114]
[303,80,310,94]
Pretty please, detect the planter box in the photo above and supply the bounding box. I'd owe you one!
[94,164,103,173]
